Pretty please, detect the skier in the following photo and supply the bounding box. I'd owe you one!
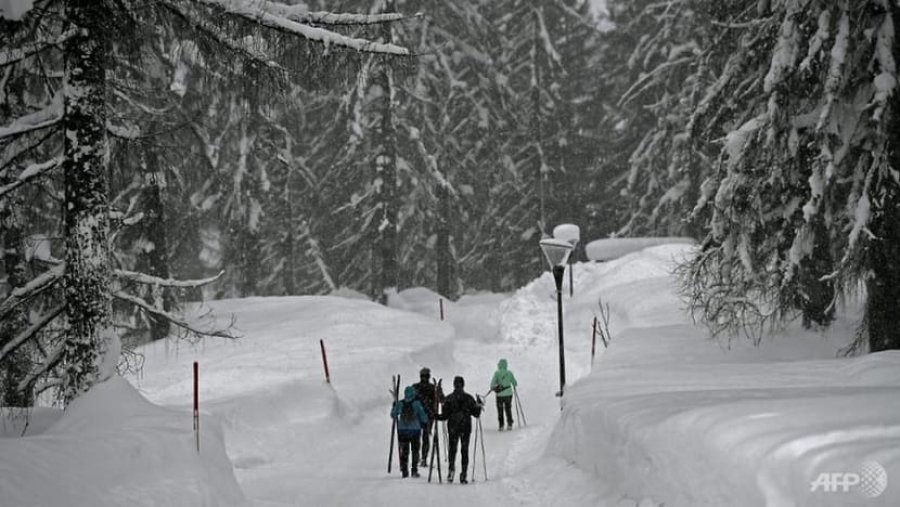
[413,367,444,467]
[390,385,429,478]
[489,358,517,431]
[438,376,483,484]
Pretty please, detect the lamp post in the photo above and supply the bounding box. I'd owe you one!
[539,237,574,399]
[553,224,580,297]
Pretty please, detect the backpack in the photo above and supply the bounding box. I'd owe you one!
[399,400,416,424]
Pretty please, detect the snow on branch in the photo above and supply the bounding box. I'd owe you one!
[112,291,238,339]
[0,305,64,364]
[161,0,287,72]
[191,0,410,55]
[0,29,75,67]
[0,94,62,141]
[0,265,62,321]
[268,6,406,26]
[114,269,225,288]
[0,156,62,200]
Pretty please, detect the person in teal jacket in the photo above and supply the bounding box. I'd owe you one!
[489,358,518,431]
[391,385,429,477]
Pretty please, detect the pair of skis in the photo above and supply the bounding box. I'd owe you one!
[427,378,443,483]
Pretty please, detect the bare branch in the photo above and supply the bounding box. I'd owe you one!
[0,94,62,141]
[0,156,62,201]
[17,341,65,395]
[0,265,63,320]
[112,291,238,339]
[114,269,224,288]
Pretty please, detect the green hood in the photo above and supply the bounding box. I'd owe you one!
[497,358,508,370]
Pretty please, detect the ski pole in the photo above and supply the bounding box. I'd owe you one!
[471,421,477,482]
[514,386,527,427]
[478,416,487,480]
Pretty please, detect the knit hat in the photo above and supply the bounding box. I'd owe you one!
[420,367,431,378]
[453,376,464,388]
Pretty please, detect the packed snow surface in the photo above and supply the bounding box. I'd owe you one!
[2,244,897,506]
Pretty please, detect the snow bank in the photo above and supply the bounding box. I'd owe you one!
[537,244,900,506]
[0,376,246,507]
[584,237,695,262]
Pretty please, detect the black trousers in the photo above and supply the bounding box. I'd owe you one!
[496,395,513,427]
[420,421,431,464]
[447,429,471,477]
[398,433,421,473]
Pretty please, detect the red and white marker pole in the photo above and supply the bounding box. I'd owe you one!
[320,339,331,384]
[193,361,200,453]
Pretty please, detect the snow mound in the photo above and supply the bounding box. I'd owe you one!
[539,244,900,506]
[0,376,246,507]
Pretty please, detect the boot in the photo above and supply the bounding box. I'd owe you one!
[460,474,468,484]
[447,469,454,483]
[401,468,409,478]
[411,468,420,478]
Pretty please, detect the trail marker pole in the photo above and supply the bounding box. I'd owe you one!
[591,317,597,367]
[193,361,199,453]
[320,339,331,384]
[439,298,444,321]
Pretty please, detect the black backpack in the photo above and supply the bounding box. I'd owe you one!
[399,400,416,424]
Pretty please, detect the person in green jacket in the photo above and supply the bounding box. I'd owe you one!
[489,358,518,431]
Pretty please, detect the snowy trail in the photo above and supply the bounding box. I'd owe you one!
[229,301,579,506]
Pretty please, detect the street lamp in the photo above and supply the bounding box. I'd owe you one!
[539,237,574,399]
[553,224,580,297]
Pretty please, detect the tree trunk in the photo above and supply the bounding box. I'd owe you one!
[139,136,173,342]
[866,6,900,352]
[62,0,114,404]
[375,1,398,305]
[800,217,835,329]
[436,182,451,299]
[0,188,33,406]
[531,3,546,234]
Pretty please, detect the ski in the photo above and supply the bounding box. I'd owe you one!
[387,374,400,474]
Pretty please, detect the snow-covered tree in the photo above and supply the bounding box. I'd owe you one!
[675,0,899,352]
[0,0,412,404]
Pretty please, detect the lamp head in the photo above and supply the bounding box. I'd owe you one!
[539,237,574,268]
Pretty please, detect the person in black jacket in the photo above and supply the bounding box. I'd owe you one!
[438,375,482,484]
[413,367,444,468]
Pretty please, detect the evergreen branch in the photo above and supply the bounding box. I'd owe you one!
[190,0,410,55]
[0,305,65,364]
[160,0,287,73]
[277,9,409,26]
[113,269,225,288]
[112,291,238,339]
[0,156,62,201]
[0,265,63,321]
